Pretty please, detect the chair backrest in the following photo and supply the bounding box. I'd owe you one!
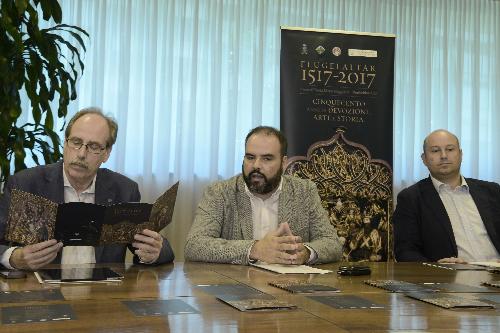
[284,128,393,262]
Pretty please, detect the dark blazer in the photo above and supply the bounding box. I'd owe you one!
[393,177,500,262]
[0,161,174,267]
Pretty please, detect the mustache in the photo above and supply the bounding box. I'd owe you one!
[70,161,89,169]
[249,170,265,178]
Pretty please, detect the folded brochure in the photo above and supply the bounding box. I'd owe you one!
[217,294,296,311]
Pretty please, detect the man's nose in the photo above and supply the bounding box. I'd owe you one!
[253,157,263,169]
[439,149,448,159]
[76,146,88,159]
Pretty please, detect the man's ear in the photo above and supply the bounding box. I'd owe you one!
[420,152,427,167]
[281,155,288,170]
[102,146,112,163]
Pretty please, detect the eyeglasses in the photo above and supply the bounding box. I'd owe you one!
[66,138,106,155]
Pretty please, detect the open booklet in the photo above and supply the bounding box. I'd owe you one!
[5,182,179,246]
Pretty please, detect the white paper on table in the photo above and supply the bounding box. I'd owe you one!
[470,261,500,268]
[250,262,332,274]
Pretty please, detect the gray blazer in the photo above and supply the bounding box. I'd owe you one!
[0,161,174,267]
[185,174,342,264]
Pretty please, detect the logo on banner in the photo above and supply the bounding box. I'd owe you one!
[315,45,326,55]
[332,46,341,56]
[301,44,308,55]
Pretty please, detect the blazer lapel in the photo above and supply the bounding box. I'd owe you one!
[278,177,292,227]
[236,176,254,240]
[43,161,65,203]
[419,177,457,249]
[95,169,115,206]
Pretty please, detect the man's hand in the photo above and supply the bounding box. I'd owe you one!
[437,257,468,264]
[250,223,308,265]
[291,243,310,265]
[133,229,164,264]
[10,240,63,270]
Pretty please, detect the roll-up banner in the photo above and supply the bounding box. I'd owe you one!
[281,27,395,261]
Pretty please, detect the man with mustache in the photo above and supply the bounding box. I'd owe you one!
[394,129,500,263]
[0,108,174,269]
[185,126,342,265]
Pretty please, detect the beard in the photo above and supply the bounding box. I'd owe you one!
[243,165,283,195]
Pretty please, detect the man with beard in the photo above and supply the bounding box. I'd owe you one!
[185,126,342,265]
[0,108,174,270]
[394,129,500,263]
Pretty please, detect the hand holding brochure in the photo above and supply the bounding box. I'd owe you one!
[5,182,179,246]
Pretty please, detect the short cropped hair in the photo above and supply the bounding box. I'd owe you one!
[65,107,118,148]
[245,126,288,157]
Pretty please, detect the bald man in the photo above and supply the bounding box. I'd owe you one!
[393,129,500,263]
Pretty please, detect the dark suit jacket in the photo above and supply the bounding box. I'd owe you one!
[0,161,174,267]
[393,177,500,262]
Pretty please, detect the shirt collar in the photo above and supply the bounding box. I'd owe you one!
[244,177,283,201]
[430,174,469,193]
[63,163,96,194]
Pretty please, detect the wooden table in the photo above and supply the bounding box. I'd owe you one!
[1,262,499,332]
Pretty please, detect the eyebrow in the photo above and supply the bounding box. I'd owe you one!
[87,140,104,146]
[245,153,276,158]
[429,144,457,149]
[70,137,105,146]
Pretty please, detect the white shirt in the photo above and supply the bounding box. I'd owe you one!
[245,180,317,263]
[246,182,281,240]
[431,175,500,261]
[0,167,97,269]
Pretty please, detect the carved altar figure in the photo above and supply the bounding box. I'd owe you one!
[284,128,393,261]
